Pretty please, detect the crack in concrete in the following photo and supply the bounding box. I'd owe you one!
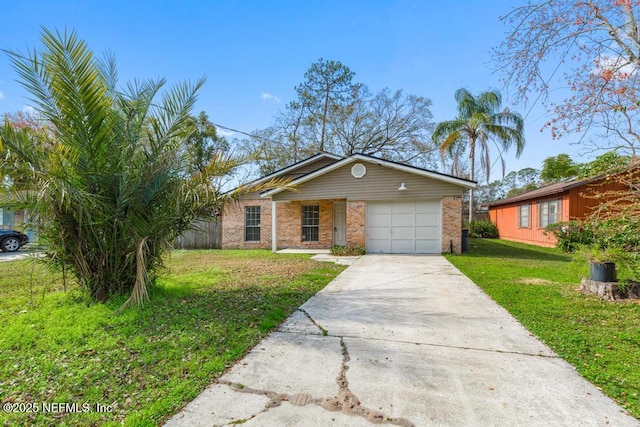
[335,334,560,359]
[214,380,289,426]
[297,308,328,336]
[277,329,560,360]
[341,334,561,359]
[216,337,415,426]
[319,337,415,426]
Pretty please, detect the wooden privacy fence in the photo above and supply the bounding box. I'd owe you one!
[173,219,221,249]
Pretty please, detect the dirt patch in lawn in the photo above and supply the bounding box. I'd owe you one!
[218,258,324,287]
[167,251,328,289]
[518,278,556,286]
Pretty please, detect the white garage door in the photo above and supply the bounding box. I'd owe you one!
[366,200,441,254]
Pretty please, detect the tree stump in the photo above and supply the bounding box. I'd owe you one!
[580,278,640,300]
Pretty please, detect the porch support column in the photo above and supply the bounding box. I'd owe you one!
[271,200,277,253]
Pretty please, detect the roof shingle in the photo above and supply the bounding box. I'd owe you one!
[487,176,595,207]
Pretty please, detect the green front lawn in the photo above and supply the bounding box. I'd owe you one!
[0,250,345,426]
[446,239,640,419]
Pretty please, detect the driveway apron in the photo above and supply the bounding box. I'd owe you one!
[165,255,638,426]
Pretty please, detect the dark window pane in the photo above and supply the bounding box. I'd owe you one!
[245,227,260,241]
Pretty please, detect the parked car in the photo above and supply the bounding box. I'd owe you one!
[0,229,29,252]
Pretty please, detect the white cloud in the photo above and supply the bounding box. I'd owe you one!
[22,105,35,114]
[0,91,4,100]
[261,92,281,103]
[216,127,235,138]
[593,55,638,78]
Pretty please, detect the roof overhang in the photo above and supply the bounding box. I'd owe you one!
[487,177,596,208]
[261,153,476,198]
[223,152,343,195]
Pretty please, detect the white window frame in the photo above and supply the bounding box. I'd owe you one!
[244,206,261,242]
[301,205,320,242]
[538,199,562,228]
[518,204,531,228]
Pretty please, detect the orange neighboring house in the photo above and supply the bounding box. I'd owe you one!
[488,176,623,247]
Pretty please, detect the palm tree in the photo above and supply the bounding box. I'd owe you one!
[0,29,283,307]
[432,88,525,221]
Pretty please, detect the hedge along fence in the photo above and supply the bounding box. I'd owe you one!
[173,219,221,249]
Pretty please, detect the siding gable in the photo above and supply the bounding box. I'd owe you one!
[280,156,340,180]
[238,154,341,200]
[272,161,464,201]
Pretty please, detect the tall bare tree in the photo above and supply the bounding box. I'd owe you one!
[495,0,640,155]
[332,87,435,164]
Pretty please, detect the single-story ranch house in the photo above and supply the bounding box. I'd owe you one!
[221,153,476,254]
[488,175,624,247]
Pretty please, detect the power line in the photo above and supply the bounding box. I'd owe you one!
[3,50,281,145]
[209,122,281,145]
[4,105,280,147]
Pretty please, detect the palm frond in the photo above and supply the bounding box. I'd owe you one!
[476,90,502,113]
[454,88,476,119]
[2,29,227,307]
[434,87,526,218]
[432,119,466,144]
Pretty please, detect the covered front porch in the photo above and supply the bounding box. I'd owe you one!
[269,199,365,253]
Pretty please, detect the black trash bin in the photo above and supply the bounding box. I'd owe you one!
[461,229,469,253]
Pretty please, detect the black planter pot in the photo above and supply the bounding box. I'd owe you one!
[589,261,617,282]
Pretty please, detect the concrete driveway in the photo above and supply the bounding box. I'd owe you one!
[165,255,637,426]
[0,250,31,262]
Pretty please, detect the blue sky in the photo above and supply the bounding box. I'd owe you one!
[0,1,585,181]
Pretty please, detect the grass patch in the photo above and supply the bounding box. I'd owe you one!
[0,250,345,426]
[446,239,640,419]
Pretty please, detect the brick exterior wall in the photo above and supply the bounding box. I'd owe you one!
[221,198,272,249]
[222,198,345,250]
[222,196,464,253]
[441,196,462,254]
[346,200,365,248]
[276,199,338,249]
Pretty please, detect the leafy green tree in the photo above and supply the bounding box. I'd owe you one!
[432,88,525,221]
[540,153,578,183]
[501,171,519,194]
[0,29,276,307]
[501,167,540,197]
[517,167,540,187]
[295,58,356,151]
[473,180,506,207]
[578,151,631,178]
[183,111,228,175]
[1,111,54,191]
